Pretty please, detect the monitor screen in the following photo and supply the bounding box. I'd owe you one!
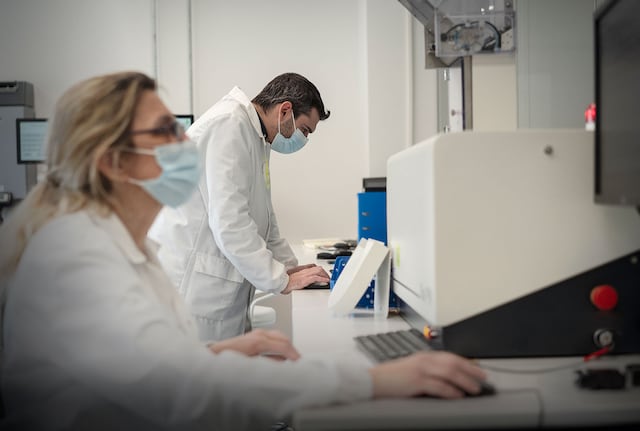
[16,118,48,164]
[175,114,194,130]
[594,0,640,206]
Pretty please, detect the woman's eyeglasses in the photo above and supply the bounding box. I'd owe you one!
[129,120,185,138]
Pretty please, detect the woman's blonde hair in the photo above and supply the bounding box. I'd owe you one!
[0,71,156,279]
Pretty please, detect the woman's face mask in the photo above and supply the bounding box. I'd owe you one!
[125,140,202,208]
[271,107,308,154]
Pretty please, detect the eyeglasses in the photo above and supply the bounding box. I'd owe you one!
[129,120,185,138]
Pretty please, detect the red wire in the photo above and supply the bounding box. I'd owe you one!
[583,346,611,362]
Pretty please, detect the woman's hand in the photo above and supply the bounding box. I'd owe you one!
[369,351,487,399]
[207,329,300,361]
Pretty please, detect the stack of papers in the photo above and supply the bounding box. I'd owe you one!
[302,238,346,249]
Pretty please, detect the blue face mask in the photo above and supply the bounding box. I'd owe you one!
[271,109,308,154]
[126,140,202,208]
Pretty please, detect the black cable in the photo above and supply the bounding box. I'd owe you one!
[442,20,502,52]
[482,38,497,50]
[484,21,501,49]
[442,22,475,39]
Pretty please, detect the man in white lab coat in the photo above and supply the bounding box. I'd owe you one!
[150,73,331,342]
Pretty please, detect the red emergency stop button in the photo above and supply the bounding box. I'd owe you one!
[590,285,618,311]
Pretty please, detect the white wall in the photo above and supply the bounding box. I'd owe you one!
[1,0,512,244]
[517,0,595,129]
[155,0,192,113]
[0,0,422,244]
[188,0,370,243]
[473,54,518,131]
[411,22,439,144]
[186,0,417,243]
[365,0,412,176]
[0,0,155,117]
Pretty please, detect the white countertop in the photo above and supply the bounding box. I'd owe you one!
[289,245,640,430]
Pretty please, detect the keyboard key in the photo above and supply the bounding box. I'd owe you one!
[400,329,432,350]
[354,329,433,362]
[356,336,388,362]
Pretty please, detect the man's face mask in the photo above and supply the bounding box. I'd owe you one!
[270,107,308,154]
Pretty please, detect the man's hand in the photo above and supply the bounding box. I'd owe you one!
[287,264,317,275]
[282,265,330,293]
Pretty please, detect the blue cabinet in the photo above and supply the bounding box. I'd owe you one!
[352,191,397,310]
[357,191,387,244]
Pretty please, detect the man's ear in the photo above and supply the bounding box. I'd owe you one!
[279,101,292,119]
[97,150,128,182]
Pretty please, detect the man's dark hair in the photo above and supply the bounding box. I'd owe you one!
[252,73,330,120]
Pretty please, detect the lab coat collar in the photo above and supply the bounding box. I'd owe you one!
[228,86,264,140]
[88,210,159,265]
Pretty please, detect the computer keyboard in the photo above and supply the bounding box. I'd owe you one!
[355,329,498,397]
[354,328,432,362]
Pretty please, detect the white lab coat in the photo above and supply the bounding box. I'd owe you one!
[149,87,298,342]
[1,210,372,431]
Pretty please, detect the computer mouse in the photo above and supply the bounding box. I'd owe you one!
[333,242,351,250]
[317,252,335,260]
[466,380,496,397]
[413,380,496,399]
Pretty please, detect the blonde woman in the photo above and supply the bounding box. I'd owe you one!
[0,71,487,431]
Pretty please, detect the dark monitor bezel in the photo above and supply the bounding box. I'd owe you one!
[174,114,195,128]
[593,0,640,206]
[16,118,48,165]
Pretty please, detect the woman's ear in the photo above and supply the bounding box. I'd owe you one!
[97,150,128,182]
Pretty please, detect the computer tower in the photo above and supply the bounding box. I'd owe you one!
[0,81,36,201]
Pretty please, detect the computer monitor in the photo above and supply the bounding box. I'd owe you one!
[16,118,48,164]
[175,114,194,130]
[594,0,640,206]
[386,130,640,357]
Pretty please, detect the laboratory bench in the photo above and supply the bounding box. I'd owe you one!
[288,246,640,431]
